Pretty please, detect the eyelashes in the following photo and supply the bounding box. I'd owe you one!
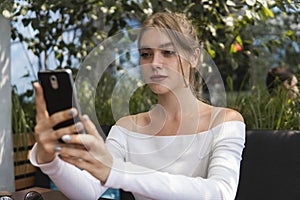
[139,50,177,59]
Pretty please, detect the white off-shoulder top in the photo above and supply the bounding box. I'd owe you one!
[30,121,246,200]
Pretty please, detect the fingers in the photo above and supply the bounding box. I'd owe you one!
[59,132,110,165]
[57,143,112,170]
[57,143,113,183]
[37,120,84,143]
[80,115,102,139]
[60,134,96,151]
[57,146,94,169]
[59,115,104,147]
[35,107,79,133]
[33,82,88,164]
[49,108,79,128]
[34,120,85,163]
[33,82,49,122]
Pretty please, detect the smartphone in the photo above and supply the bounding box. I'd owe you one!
[38,69,83,132]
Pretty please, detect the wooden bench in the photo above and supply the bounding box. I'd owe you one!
[13,133,36,191]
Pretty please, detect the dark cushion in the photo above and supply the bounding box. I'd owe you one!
[236,130,300,200]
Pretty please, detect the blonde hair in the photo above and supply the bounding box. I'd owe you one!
[141,12,199,47]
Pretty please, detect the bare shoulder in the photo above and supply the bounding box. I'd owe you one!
[115,112,149,131]
[222,108,244,122]
[209,107,244,128]
[115,115,134,130]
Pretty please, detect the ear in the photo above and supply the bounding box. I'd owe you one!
[191,48,200,68]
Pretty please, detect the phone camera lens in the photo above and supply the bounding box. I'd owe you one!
[50,76,56,81]
[50,75,59,89]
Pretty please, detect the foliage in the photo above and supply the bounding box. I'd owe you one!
[228,78,300,130]
[129,85,157,115]
[81,70,157,126]
[246,8,300,87]
[11,86,34,134]
[3,0,299,129]
[11,86,35,161]
[0,0,14,18]
[94,71,118,126]
[6,0,299,85]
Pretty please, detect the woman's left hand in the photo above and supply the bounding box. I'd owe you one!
[57,115,113,184]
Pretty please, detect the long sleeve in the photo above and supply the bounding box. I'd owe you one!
[104,121,246,200]
[30,121,245,200]
[30,144,108,200]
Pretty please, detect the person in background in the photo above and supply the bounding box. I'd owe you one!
[266,66,299,99]
[30,11,245,200]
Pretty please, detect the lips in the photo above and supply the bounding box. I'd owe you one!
[150,75,168,82]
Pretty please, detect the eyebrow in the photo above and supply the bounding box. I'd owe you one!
[139,42,174,50]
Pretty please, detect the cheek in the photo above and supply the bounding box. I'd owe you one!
[140,59,147,65]
[141,66,151,81]
[164,58,182,73]
[177,59,191,77]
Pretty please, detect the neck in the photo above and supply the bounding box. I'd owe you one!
[155,87,200,119]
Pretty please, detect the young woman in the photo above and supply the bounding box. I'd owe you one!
[30,11,245,200]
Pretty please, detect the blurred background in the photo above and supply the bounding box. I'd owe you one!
[1,0,300,132]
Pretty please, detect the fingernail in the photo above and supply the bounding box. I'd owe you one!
[75,122,83,130]
[69,108,76,116]
[83,115,89,121]
[61,135,72,142]
[54,146,61,152]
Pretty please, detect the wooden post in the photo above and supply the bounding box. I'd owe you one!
[0,14,15,191]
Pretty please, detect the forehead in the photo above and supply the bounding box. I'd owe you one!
[139,29,173,48]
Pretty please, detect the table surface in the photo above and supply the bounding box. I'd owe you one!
[1,187,69,200]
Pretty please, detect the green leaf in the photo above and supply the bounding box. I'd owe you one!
[262,6,274,18]
[285,30,294,37]
[226,76,234,91]
[206,48,216,58]
[230,43,237,53]
[236,35,243,45]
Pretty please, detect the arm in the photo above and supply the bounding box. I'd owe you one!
[30,82,108,199]
[30,144,108,200]
[105,121,245,200]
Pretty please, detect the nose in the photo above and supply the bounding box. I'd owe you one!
[151,51,163,69]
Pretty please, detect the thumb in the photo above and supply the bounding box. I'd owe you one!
[80,115,103,140]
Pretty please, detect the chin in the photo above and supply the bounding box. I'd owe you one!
[149,84,171,94]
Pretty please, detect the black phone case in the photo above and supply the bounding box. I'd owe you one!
[38,69,81,131]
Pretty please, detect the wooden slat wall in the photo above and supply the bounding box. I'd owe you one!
[13,133,37,191]
[13,133,35,148]
[15,177,36,191]
[15,163,36,177]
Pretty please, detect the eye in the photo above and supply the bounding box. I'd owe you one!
[139,49,152,59]
[162,50,176,56]
[140,52,152,58]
